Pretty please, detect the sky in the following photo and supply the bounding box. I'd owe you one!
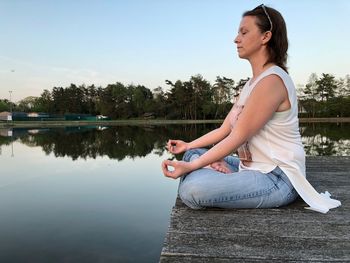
[0,0,349,102]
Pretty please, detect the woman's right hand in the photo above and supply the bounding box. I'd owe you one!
[166,139,189,154]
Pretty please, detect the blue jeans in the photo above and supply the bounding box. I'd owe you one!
[178,148,299,209]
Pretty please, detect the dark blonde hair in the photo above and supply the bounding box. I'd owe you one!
[243,5,288,73]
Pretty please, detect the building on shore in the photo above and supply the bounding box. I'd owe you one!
[0,111,12,121]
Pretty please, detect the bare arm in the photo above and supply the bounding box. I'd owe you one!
[191,75,288,168]
[163,75,289,178]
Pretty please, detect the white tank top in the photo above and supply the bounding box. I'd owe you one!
[229,65,341,213]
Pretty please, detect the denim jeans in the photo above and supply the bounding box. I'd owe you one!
[178,148,299,209]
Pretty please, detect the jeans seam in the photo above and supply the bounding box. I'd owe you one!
[198,185,279,205]
[273,170,294,192]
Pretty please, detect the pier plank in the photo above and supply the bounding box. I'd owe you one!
[160,157,350,262]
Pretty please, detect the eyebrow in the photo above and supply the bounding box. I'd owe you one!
[238,27,248,33]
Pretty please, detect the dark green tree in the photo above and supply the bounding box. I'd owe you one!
[0,99,11,112]
[51,87,67,114]
[36,89,53,113]
[213,76,235,118]
[153,86,167,118]
[315,73,337,102]
[130,84,154,117]
[190,74,213,120]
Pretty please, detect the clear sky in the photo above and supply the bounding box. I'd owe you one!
[0,0,349,101]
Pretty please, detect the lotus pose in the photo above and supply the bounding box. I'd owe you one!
[161,5,341,213]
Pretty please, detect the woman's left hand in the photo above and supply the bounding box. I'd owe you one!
[161,159,193,179]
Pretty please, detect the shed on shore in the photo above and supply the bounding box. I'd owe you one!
[0,111,12,121]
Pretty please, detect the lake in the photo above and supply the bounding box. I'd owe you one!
[0,122,349,262]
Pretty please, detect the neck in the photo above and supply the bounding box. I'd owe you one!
[248,50,274,80]
[250,61,274,79]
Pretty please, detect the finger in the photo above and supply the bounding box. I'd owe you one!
[211,163,219,170]
[164,159,175,167]
[161,161,171,177]
[170,140,179,149]
[162,160,176,177]
[167,141,176,152]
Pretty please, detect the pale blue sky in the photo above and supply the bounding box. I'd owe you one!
[0,0,349,101]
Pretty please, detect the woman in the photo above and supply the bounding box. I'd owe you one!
[161,5,341,213]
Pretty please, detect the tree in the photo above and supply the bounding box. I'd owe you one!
[129,84,154,117]
[153,86,167,117]
[346,74,350,97]
[96,85,116,118]
[190,74,213,119]
[51,87,67,114]
[337,74,350,98]
[85,84,98,115]
[301,73,319,117]
[165,80,189,119]
[17,96,39,112]
[315,73,337,102]
[113,82,132,118]
[0,99,10,112]
[304,73,319,100]
[37,89,53,113]
[213,76,235,118]
[65,84,85,113]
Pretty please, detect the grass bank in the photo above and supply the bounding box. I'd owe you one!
[0,119,222,128]
[0,117,349,128]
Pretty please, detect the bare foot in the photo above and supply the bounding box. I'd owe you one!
[207,159,232,174]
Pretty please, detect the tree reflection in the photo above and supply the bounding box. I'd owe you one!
[300,123,350,156]
[0,124,217,160]
[0,123,348,159]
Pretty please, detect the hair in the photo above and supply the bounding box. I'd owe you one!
[243,5,288,73]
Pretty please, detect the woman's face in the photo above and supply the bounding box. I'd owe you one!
[234,16,266,60]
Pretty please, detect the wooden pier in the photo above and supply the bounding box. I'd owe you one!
[160,156,350,262]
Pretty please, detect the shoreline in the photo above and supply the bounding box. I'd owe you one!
[0,117,349,128]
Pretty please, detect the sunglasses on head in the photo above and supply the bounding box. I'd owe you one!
[259,4,273,32]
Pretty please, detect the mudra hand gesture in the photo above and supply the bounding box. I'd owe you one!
[161,159,193,179]
[162,139,191,179]
[166,139,188,154]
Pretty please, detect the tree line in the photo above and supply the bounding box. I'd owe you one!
[1,73,349,119]
[298,73,350,117]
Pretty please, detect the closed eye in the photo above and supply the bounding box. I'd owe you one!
[238,29,248,35]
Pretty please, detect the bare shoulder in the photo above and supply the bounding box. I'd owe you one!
[250,74,290,111]
[255,74,285,91]
[252,74,287,100]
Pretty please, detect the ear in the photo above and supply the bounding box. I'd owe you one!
[262,31,272,45]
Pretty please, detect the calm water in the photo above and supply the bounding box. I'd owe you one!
[0,123,349,262]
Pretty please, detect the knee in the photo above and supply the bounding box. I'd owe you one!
[182,148,208,162]
[178,181,204,209]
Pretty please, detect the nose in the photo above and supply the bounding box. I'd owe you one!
[234,34,240,44]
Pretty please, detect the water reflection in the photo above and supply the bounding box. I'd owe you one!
[0,122,349,159]
[300,122,350,156]
[0,125,188,263]
[0,124,217,160]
